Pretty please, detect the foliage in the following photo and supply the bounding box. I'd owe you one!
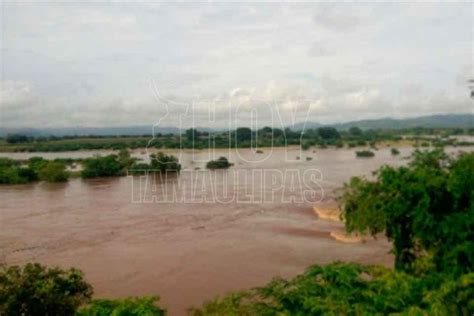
[185,128,198,143]
[191,262,474,316]
[206,157,232,169]
[301,142,311,150]
[234,127,252,143]
[6,134,30,144]
[38,161,69,182]
[340,150,474,274]
[77,296,165,316]
[355,150,375,158]
[149,152,181,172]
[391,148,400,155]
[317,127,340,140]
[81,155,124,178]
[1,127,471,152]
[0,263,92,316]
[129,152,181,174]
[0,158,36,184]
[349,126,363,136]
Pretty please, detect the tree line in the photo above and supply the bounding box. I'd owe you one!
[2,126,473,152]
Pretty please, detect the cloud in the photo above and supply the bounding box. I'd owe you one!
[312,5,362,32]
[0,2,472,128]
[308,41,333,57]
[0,81,36,111]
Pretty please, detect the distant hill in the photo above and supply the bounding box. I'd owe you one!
[0,114,472,137]
[292,114,473,131]
[0,126,181,137]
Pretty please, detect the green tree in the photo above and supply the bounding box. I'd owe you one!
[349,126,362,136]
[38,161,69,182]
[235,127,252,142]
[191,262,474,316]
[0,158,37,184]
[6,134,29,144]
[81,155,124,178]
[0,263,92,315]
[150,152,181,172]
[317,127,340,140]
[185,128,198,143]
[340,150,474,273]
[77,296,165,316]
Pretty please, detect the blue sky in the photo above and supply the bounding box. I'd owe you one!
[0,2,472,128]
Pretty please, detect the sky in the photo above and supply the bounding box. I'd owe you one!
[0,2,472,129]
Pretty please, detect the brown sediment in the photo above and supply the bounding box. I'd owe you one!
[330,231,365,243]
[272,227,332,239]
[313,206,342,222]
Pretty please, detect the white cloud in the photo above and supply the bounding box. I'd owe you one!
[0,2,472,128]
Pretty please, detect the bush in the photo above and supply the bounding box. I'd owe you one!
[391,148,400,155]
[28,157,48,172]
[6,134,29,144]
[0,167,28,184]
[150,152,181,172]
[0,158,37,184]
[355,150,375,158]
[317,127,340,140]
[206,157,232,169]
[129,152,181,174]
[81,155,124,178]
[301,142,310,150]
[0,263,92,315]
[190,262,474,316]
[77,296,166,316]
[38,161,69,182]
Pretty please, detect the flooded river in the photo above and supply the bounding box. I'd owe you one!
[0,146,471,315]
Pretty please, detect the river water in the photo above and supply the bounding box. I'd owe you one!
[0,146,471,315]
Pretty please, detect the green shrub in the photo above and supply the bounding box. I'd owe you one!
[77,296,165,316]
[355,150,375,158]
[38,161,69,182]
[150,152,181,172]
[190,262,474,316]
[391,148,400,155]
[0,158,37,184]
[301,142,310,150]
[129,152,181,174]
[0,263,92,315]
[81,155,124,178]
[206,157,232,169]
[0,166,28,184]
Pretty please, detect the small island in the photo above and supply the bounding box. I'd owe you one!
[206,157,232,169]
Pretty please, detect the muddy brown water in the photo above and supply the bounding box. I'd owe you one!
[1,146,471,315]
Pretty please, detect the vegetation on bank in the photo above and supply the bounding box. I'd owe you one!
[0,263,166,316]
[341,149,474,273]
[0,150,472,315]
[1,126,473,152]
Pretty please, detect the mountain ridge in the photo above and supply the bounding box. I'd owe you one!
[1,113,472,137]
